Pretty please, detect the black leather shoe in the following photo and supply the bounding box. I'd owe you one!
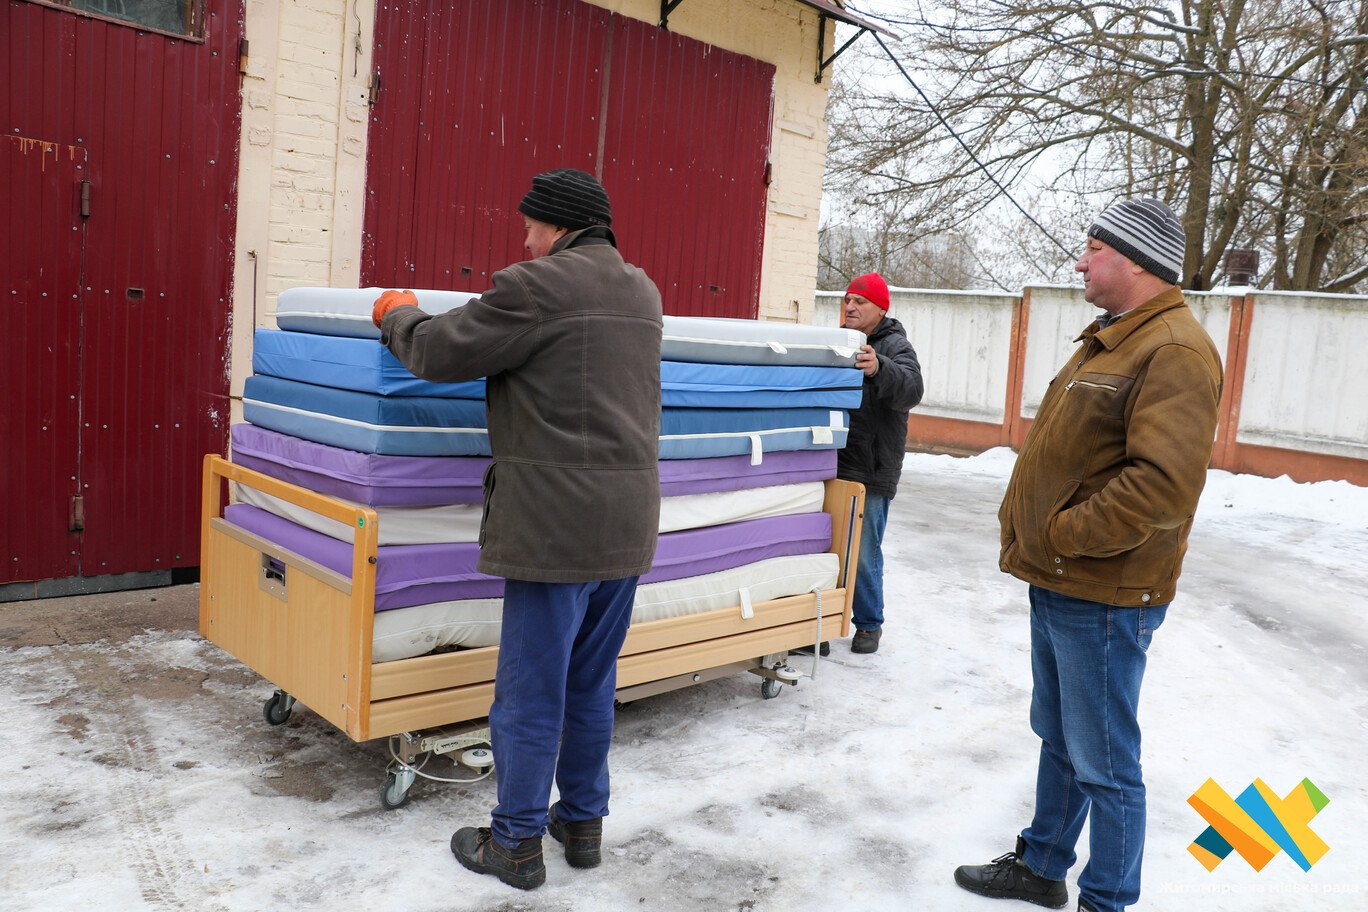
[547,803,603,868]
[953,836,1068,908]
[791,641,831,657]
[850,628,881,654]
[1078,901,1099,912]
[451,826,545,890]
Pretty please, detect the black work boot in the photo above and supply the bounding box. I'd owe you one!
[851,628,881,654]
[791,642,831,657]
[1078,901,1099,912]
[953,836,1068,908]
[547,803,603,868]
[450,826,546,890]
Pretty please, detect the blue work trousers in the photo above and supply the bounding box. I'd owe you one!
[489,576,638,848]
[1019,585,1168,912]
[851,492,890,631]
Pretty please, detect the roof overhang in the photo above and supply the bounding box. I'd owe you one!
[792,0,895,37]
[656,1,894,83]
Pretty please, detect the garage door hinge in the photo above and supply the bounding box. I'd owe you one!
[70,495,85,532]
[369,70,381,108]
[80,180,91,218]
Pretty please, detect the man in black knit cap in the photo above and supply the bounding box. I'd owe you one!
[374,168,663,890]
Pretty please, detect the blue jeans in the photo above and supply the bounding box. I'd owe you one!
[851,492,890,631]
[1020,585,1167,912]
[488,576,638,848]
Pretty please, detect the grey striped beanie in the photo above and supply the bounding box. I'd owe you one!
[1088,198,1185,285]
[518,168,612,230]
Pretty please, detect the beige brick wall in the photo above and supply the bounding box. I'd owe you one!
[229,0,373,421]
[231,0,834,416]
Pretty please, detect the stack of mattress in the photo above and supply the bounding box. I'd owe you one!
[231,287,866,662]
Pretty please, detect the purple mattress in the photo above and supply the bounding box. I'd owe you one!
[222,503,831,612]
[231,424,488,506]
[230,424,835,506]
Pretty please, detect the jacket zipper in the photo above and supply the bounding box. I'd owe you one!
[1065,379,1119,392]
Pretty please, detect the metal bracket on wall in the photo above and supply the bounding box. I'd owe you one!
[658,0,686,29]
[815,14,869,84]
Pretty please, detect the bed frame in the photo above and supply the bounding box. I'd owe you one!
[199,455,863,801]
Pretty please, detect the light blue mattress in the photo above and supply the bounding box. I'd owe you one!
[252,330,862,408]
[242,376,490,457]
[243,376,847,459]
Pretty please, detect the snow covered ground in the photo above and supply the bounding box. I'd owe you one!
[1,449,1364,911]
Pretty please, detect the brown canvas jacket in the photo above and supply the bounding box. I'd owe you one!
[380,228,663,583]
[998,286,1222,606]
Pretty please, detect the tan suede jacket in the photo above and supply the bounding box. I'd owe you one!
[999,287,1222,606]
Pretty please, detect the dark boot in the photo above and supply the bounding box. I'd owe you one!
[450,826,546,890]
[1078,901,1099,912]
[791,642,831,657]
[953,836,1068,908]
[850,628,881,654]
[547,803,603,868]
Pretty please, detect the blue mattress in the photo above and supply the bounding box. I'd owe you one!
[252,330,485,399]
[242,376,490,457]
[243,376,847,459]
[659,407,847,461]
[252,330,861,408]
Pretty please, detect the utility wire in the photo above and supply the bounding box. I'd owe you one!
[869,31,1077,261]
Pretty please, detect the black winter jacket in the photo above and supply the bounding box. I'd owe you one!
[837,316,924,499]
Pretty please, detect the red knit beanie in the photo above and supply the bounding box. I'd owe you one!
[845,273,890,311]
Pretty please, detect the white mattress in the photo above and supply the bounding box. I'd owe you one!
[371,552,841,662]
[236,481,827,546]
[662,315,865,367]
[270,286,864,369]
[275,286,479,339]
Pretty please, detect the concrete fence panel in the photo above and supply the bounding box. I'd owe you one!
[1238,293,1368,461]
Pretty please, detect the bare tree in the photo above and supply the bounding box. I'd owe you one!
[827,0,1367,292]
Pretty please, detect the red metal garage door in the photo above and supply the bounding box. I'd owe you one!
[1,1,243,592]
[363,0,775,317]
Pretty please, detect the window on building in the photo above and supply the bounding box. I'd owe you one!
[30,0,202,38]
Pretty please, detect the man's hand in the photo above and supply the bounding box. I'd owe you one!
[372,289,419,328]
[855,344,880,377]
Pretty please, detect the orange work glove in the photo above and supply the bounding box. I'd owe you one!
[372,289,419,327]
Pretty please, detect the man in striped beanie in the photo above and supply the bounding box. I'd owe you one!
[954,199,1223,912]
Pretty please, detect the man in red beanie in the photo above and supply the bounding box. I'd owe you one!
[835,273,923,654]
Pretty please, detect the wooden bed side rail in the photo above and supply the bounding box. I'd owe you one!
[365,612,846,738]
[822,478,864,637]
[200,454,379,740]
[368,588,848,702]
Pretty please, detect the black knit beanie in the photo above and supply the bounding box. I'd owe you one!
[517,168,612,230]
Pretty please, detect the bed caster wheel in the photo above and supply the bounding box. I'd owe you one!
[381,768,415,810]
[263,690,295,726]
[460,748,494,774]
[760,678,783,700]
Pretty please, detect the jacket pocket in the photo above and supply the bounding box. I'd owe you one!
[1019,479,1081,575]
[478,462,496,548]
